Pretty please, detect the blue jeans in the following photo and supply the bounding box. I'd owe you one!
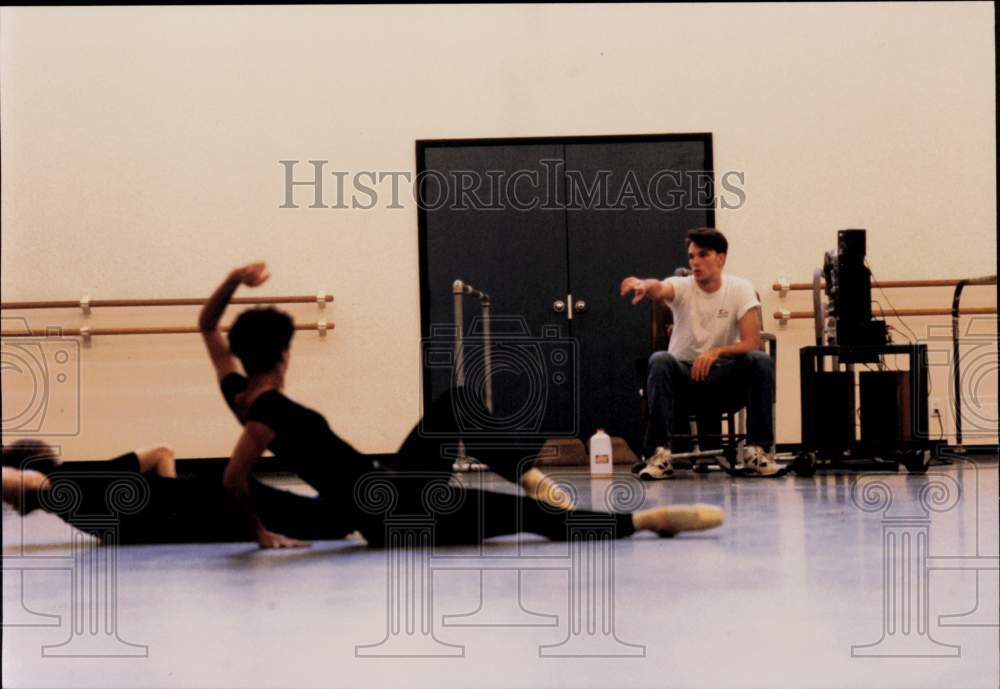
[644,351,774,455]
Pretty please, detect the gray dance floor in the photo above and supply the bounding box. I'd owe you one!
[4,457,998,689]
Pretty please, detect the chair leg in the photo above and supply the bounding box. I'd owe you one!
[725,413,737,468]
[736,408,747,458]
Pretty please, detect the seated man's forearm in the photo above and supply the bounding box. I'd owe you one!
[712,337,761,358]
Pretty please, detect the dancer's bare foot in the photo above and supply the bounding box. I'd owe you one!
[632,504,724,537]
[520,468,576,510]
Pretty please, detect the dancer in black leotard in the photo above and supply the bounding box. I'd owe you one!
[2,440,350,544]
[200,262,724,549]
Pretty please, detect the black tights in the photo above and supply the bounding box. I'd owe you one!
[387,386,545,481]
[110,476,352,545]
[357,388,636,546]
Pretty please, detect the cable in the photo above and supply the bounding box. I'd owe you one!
[866,259,919,342]
[872,300,909,342]
[886,324,913,344]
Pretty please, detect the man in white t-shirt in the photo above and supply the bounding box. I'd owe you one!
[620,228,781,478]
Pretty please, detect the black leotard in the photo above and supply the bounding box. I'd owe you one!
[220,373,377,525]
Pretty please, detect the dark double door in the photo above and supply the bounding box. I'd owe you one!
[418,135,714,451]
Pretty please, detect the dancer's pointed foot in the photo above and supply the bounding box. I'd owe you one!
[520,468,576,510]
[632,504,724,537]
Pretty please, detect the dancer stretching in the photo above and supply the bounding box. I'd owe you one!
[2,440,350,544]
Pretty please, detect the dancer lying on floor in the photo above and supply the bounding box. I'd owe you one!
[200,262,724,549]
[2,440,351,544]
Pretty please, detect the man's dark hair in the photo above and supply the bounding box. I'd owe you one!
[685,227,728,254]
[228,307,295,375]
[2,439,59,474]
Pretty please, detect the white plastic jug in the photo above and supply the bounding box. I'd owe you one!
[589,429,613,477]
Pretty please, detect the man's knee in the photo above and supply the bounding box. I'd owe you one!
[742,351,774,385]
[648,351,680,376]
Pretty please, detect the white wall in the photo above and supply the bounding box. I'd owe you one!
[2,3,995,459]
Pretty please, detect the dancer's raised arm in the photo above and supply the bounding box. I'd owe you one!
[199,262,270,381]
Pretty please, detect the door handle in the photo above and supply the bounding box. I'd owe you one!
[574,299,588,314]
[552,300,567,313]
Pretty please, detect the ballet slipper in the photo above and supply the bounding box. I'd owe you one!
[632,504,724,537]
[519,468,576,510]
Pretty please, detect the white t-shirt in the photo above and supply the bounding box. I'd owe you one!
[664,274,760,362]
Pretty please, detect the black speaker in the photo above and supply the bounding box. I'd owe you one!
[802,372,855,451]
[860,371,913,448]
[827,229,888,360]
[836,229,873,335]
[838,228,867,258]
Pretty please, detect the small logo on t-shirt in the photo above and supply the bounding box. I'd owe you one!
[717,308,730,319]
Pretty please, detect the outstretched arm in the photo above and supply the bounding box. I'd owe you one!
[619,277,676,305]
[199,262,270,382]
[223,422,309,549]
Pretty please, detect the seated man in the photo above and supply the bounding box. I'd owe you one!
[620,227,781,479]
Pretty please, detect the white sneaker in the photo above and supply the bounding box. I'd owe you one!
[741,446,784,477]
[638,447,675,481]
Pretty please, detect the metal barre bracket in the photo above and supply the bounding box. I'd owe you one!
[452,279,490,302]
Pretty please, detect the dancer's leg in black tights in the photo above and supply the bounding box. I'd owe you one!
[359,389,713,547]
[115,477,355,544]
[430,490,635,545]
[391,387,545,483]
[252,481,356,541]
[353,470,634,547]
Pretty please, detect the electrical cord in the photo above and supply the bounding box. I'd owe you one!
[866,259,919,342]
[867,263,935,394]
[873,300,909,344]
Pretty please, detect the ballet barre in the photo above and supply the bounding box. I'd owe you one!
[1,293,333,312]
[773,278,966,297]
[774,306,996,323]
[0,321,335,338]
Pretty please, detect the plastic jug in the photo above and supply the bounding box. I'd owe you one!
[589,429,613,477]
